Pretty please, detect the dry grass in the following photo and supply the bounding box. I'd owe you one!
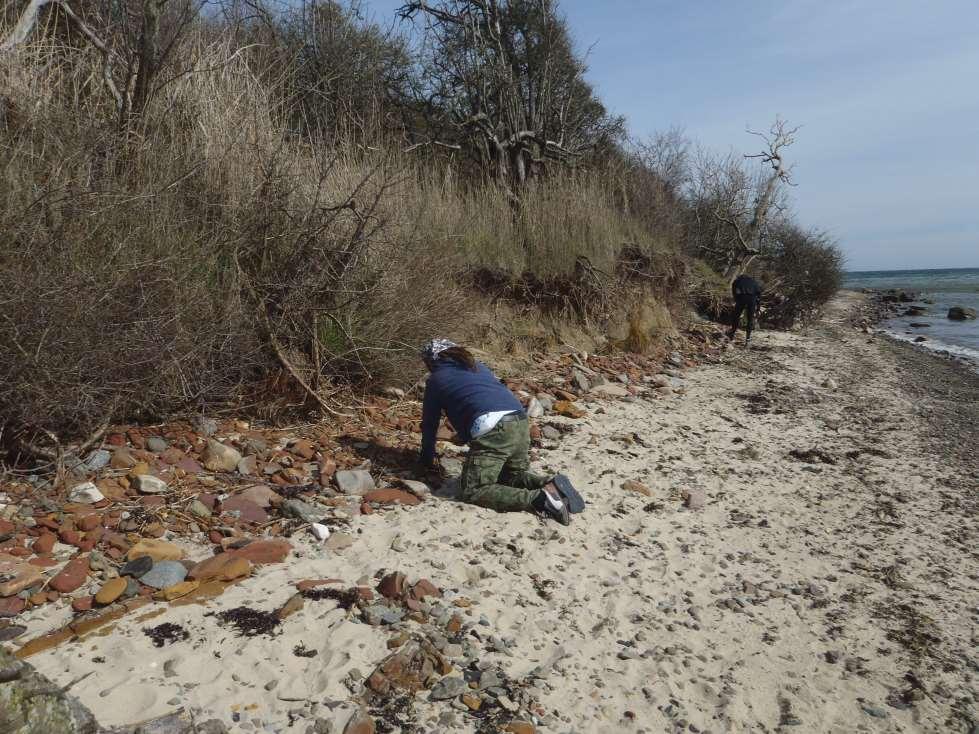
[0,25,686,451]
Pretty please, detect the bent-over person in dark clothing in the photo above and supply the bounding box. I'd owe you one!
[728,274,762,343]
[418,338,571,525]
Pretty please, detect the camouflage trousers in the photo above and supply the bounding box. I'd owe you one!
[460,416,549,512]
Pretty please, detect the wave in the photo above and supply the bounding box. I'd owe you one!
[878,327,979,372]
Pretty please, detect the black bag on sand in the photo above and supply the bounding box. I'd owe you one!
[551,474,586,513]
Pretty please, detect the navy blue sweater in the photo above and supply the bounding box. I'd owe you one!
[419,360,523,463]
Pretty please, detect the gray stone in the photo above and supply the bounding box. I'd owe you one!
[120,555,154,578]
[84,450,112,471]
[590,383,629,397]
[429,676,466,701]
[334,470,375,495]
[861,704,889,718]
[948,306,977,321]
[188,500,212,519]
[202,439,241,473]
[133,475,168,494]
[281,499,320,524]
[526,398,544,418]
[146,437,169,453]
[571,370,590,393]
[139,561,188,589]
[67,482,104,504]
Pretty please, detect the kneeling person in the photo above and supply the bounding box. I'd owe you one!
[418,338,570,525]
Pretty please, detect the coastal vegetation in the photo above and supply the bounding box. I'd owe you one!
[0,0,843,452]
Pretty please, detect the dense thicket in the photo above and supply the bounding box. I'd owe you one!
[0,0,842,456]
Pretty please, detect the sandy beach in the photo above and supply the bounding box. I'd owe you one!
[8,293,978,734]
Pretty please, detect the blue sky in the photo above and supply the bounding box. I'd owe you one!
[366,1,978,270]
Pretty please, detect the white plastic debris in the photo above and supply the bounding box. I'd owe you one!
[310,523,331,541]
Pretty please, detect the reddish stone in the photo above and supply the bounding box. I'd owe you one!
[159,448,185,464]
[106,547,124,560]
[0,596,26,617]
[360,503,373,515]
[0,519,15,534]
[529,424,542,441]
[187,553,251,581]
[86,527,104,545]
[208,530,224,545]
[29,555,58,567]
[59,529,81,547]
[46,590,60,602]
[377,572,407,600]
[410,579,441,601]
[127,430,145,449]
[289,440,316,460]
[72,596,93,613]
[77,514,102,532]
[140,495,165,509]
[76,538,97,552]
[357,587,374,601]
[228,539,292,564]
[50,555,90,593]
[6,546,30,557]
[138,585,154,597]
[319,459,337,486]
[107,432,127,447]
[405,598,421,612]
[176,457,203,474]
[37,518,59,531]
[295,578,343,592]
[445,614,463,634]
[363,489,421,507]
[221,497,268,524]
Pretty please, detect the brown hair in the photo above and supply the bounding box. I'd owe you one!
[439,346,477,370]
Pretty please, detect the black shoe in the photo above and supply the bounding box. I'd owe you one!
[533,490,570,526]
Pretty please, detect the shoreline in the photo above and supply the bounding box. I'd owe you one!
[847,287,979,373]
[3,292,978,733]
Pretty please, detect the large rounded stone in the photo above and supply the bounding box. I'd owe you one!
[95,577,127,605]
[188,553,252,582]
[119,555,154,578]
[139,560,188,589]
[128,538,185,563]
[227,539,292,564]
[49,556,89,593]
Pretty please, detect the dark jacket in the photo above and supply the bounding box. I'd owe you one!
[420,360,523,464]
[732,275,762,300]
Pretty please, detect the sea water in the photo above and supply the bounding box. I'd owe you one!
[843,267,979,367]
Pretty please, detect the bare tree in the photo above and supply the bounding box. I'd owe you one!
[2,0,204,129]
[687,118,798,282]
[398,0,622,193]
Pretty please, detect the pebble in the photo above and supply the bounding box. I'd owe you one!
[139,560,188,589]
[128,538,184,562]
[429,675,467,701]
[68,482,105,504]
[334,470,375,495]
[95,577,127,605]
[133,475,169,494]
[281,499,321,523]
